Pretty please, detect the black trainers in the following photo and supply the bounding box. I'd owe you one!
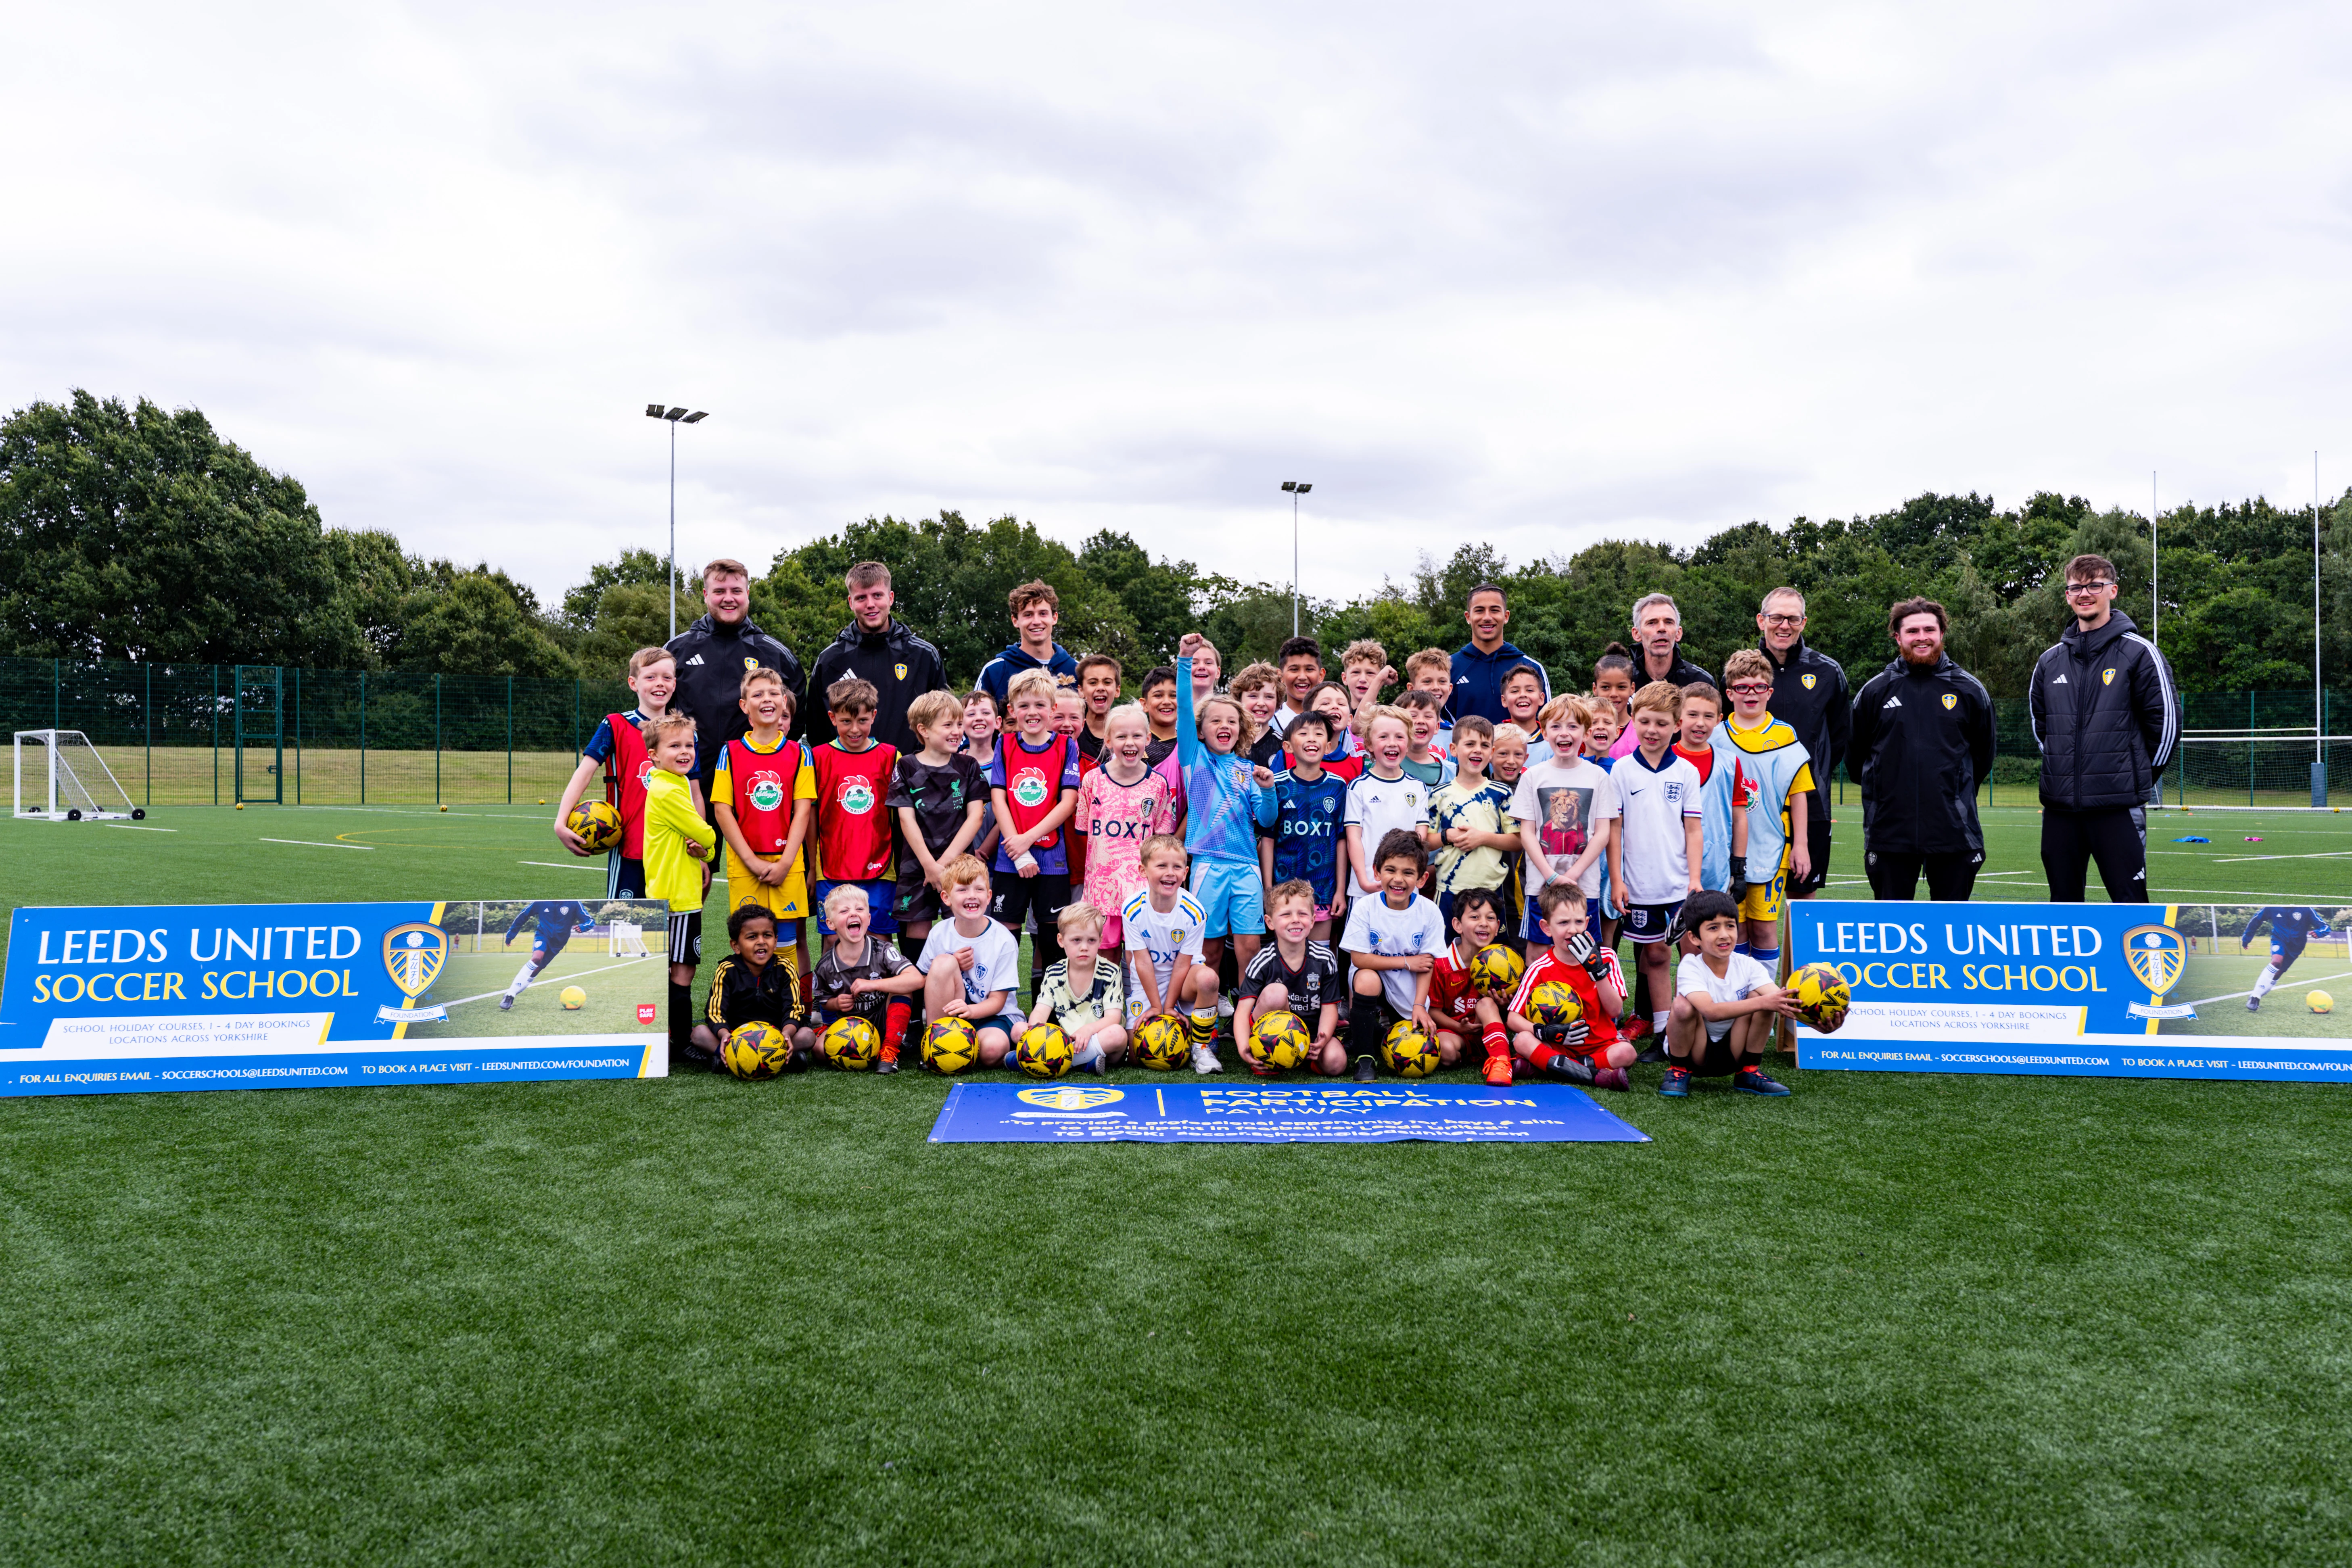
[1635,1044,1670,1065]
[1734,1066,1792,1096]
[499,994,515,1011]
[1352,1055,1377,1082]
[1658,1065,1692,1098]
[1541,1052,1596,1086]
[874,1055,899,1075]
[2247,996,2262,1012]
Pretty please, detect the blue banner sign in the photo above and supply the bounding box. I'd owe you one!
[927,1081,1651,1142]
[1793,901,2352,1082]
[2,898,672,1096]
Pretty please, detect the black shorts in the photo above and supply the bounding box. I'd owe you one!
[894,863,946,926]
[607,854,646,900]
[667,911,703,966]
[531,925,576,962]
[1622,900,1684,946]
[1788,811,1830,898]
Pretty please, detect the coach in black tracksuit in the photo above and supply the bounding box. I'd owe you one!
[1746,588,1851,898]
[805,596,949,756]
[2028,555,2179,903]
[666,561,805,791]
[1850,597,1997,901]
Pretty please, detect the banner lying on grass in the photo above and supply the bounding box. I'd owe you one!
[1793,901,2352,1082]
[0,898,671,1096]
[927,1082,1650,1142]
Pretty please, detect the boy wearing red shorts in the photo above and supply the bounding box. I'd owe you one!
[1427,887,1516,1086]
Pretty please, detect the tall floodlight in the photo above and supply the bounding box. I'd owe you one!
[645,404,710,639]
[1282,481,1314,636]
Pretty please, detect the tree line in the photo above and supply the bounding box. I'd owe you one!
[5,390,2347,699]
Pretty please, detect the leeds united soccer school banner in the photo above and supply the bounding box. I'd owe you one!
[0,899,672,1096]
[1793,901,2352,1082]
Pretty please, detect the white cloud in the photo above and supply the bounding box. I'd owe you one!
[4,0,2348,620]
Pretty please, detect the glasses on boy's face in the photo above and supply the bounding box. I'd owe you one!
[1727,681,1772,695]
[2064,580,2114,596]
[1761,612,1804,626]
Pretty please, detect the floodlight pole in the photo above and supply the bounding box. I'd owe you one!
[2150,470,2158,646]
[645,404,710,641]
[2316,452,2326,806]
[1282,480,1313,636]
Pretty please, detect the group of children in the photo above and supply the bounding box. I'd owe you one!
[547,603,1823,1098]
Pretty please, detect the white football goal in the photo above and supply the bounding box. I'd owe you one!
[13,730,142,821]
[607,921,652,958]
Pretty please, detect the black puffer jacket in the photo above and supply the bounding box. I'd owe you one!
[2028,611,2179,810]
[805,618,949,754]
[1752,637,1851,824]
[666,613,804,784]
[1850,652,1996,854]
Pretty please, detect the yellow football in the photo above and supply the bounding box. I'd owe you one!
[1132,1014,1191,1071]
[820,1015,882,1071]
[1381,1020,1439,1079]
[922,1016,981,1074]
[1468,944,1525,997]
[2309,990,2335,1015]
[1251,1008,1313,1071]
[1788,963,1853,1033]
[720,1020,793,1080]
[558,985,587,1010]
[568,799,624,852]
[1016,1021,1076,1078]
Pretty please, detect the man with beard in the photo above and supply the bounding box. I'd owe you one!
[1849,597,1997,900]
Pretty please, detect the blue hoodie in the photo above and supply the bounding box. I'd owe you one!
[977,641,1079,708]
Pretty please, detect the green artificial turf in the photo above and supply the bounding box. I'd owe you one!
[3,802,2351,1564]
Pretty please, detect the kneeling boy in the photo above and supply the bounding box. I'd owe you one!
[1506,884,1631,1089]
[1427,887,1515,1086]
[915,855,1027,1068]
[802,881,925,1069]
[1662,889,1794,1098]
[1028,903,1128,1074]
[696,905,806,1068]
[1234,879,1345,1075]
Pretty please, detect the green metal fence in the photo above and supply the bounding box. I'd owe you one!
[4,656,2344,810]
[1,658,631,807]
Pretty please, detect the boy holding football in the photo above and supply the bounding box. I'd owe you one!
[1027,902,1128,1074]
[1506,883,1631,1089]
[1339,829,1449,1080]
[1427,886,1516,1085]
[640,712,716,1069]
[802,881,925,1069]
[1120,834,1220,1070]
[1663,888,1794,1098]
[554,645,689,898]
[915,855,1026,1068]
[1234,878,1346,1076]
[696,904,806,1068]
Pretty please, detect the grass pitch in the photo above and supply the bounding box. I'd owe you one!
[3,802,2351,1564]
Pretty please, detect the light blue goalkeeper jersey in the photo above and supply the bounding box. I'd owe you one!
[1176,656,1274,865]
[1713,714,1814,875]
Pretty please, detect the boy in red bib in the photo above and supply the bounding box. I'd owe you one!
[989,669,1083,1006]
[810,677,901,942]
[1506,883,1632,1090]
[553,645,686,898]
[713,667,817,1000]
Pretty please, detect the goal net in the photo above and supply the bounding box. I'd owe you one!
[608,921,652,958]
[13,731,139,821]
[2159,733,2351,810]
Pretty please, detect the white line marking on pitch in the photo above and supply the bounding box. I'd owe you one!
[260,837,375,850]
[2212,850,2352,864]
[2177,965,2352,1009]
[518,860,605,871]
[434,956,656,1010]
[100,823,177,832]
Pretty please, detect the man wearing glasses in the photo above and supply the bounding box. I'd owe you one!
[2028,554,2180,902]
[1748,588,1850,902]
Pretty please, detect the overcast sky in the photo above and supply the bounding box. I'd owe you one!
[6,2,2349,608]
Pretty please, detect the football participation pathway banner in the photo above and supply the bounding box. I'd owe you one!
[927,1082,1651,1142]
[1793,900,2352,1083]
[0,899,672,1097]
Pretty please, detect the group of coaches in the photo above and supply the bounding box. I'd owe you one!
[664,551,2179,910]
[1441,556,2179,908]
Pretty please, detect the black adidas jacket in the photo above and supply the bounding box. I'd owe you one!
[805,618,950,754]
[2028,610,2179,811]
[666,613,805,784]
[1849,653,1997,855]
[1750,637,1850,825]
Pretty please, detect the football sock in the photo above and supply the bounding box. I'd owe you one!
[668,980,693,1054]
[1734,942,1755,959]
[881,1000,911,1061]
[1187,1008,1218,1047]
[2252,965,2282,999]
[1481,1020,1510,1060]
[1529,1043,1564,1072]
[898,933,926,967]
[1349,991,1385,1057]
[1750,947,1780,969]
[505,958,537,999]
[1072,1038,1103,1068]
[1652,1010,1670,1034]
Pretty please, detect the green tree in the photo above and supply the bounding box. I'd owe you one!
[387,568,573,677]
[0,391,365,665]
